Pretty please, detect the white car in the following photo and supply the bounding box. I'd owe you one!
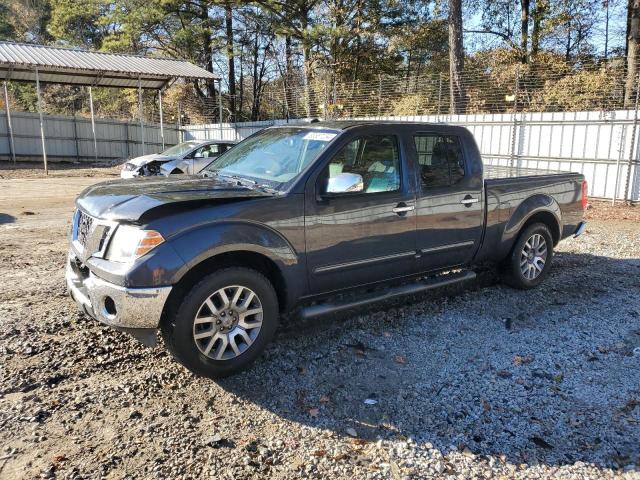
[120,140,236,179]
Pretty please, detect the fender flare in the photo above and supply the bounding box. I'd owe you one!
[166,220,305,306]
[500,194,562,254]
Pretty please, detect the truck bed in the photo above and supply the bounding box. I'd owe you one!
[476,165,585,264]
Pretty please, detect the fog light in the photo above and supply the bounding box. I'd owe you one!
[104,296,117,317]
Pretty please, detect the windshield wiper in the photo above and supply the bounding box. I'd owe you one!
[203,171,278,194]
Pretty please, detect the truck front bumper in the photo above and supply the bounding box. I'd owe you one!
[65,254,172,342]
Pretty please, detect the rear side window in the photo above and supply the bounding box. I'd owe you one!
[414,134,465,188]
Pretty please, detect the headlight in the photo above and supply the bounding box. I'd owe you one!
[105,225,165,263]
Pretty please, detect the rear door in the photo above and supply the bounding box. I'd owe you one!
[304,127,418,293]
[412,131,484,271]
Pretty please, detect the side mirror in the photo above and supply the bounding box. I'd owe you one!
[326,172,364,194]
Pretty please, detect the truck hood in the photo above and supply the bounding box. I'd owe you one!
[76,175,274,222]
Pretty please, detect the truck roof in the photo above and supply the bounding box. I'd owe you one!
[295,119,464,132]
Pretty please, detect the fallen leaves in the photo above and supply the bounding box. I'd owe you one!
[513,355,534,365]
[308,408,320,417]
[394,355,407,365]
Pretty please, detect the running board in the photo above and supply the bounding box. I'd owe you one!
[300,270,477,319]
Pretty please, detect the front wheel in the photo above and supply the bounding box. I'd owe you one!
[501,223,554,289]
[161,267,279,378]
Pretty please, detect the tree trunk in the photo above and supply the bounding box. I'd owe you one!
[448,0,465,114]
[199,5,216,100]
[604,0,609,58]
[301,9,313,118]
[531,0,546,57]
[225,3,236,122]
[626,0,640,107]
[285,35,292,118]
[520,0,530,63]
[251,28,259,120]
[565,23,571,60]
[627,0,633,58]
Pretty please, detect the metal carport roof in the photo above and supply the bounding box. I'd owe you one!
[0,41,219,88]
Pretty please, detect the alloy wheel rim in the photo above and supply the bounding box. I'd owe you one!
[520,233,547,280]
[192,285,263,361]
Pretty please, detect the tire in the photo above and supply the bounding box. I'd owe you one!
[161,267,279,378]
[501,222,554,289]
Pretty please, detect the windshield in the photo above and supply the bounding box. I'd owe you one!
[161,141,201,156]
[202,127,338,189]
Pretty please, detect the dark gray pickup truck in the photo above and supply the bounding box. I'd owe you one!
[66,121,587,377]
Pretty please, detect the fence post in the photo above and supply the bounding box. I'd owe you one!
[623,72,640,203]
[72,115,80,162]
[509,68,520,170]
[124,122,130,159]
[377,75,382,118]
[177,101,182,143]
[137,76,145,155]
[218,79,223,140]
[437,73,443,122]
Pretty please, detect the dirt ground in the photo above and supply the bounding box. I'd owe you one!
[1,163,639,479]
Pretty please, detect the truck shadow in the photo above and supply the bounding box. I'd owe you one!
[218,252,640,470]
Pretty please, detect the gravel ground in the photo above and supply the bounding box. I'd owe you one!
[1,166,639,479]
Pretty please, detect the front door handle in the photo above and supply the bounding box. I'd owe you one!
[460,196,479,206]
[392,203,415,215]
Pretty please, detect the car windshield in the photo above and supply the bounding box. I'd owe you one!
[201,127,338,190]
[161,141,201,156]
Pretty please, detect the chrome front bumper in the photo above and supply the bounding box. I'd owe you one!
[65,256,172,330]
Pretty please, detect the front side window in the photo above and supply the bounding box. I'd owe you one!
[325,135,401,194]
[414,134,465,188]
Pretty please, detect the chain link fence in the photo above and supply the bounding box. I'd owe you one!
[180,59,639,203]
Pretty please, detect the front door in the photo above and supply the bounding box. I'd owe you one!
[412,132,484,271]
[305,131,418,294]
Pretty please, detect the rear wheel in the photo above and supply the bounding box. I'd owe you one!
[501,223,553,289]
[161,267,279,378]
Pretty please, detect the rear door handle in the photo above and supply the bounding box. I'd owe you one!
[392,203,415,214]
[460,196,479,206]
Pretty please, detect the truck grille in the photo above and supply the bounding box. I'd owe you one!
[76,210,94,247]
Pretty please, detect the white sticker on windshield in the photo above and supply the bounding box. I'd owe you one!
[303,132,337,142]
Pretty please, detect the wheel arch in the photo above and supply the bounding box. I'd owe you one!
[501,194,562,255]
[161,250,290,328]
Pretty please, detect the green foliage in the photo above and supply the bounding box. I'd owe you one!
[0,0,629,119]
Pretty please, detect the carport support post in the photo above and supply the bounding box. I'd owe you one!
[158,89,165,150]
[3,81,16,164]
[34,66,47,174]
[88,86,98,161]
[138,76,145,155]
[218,79,223,140]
